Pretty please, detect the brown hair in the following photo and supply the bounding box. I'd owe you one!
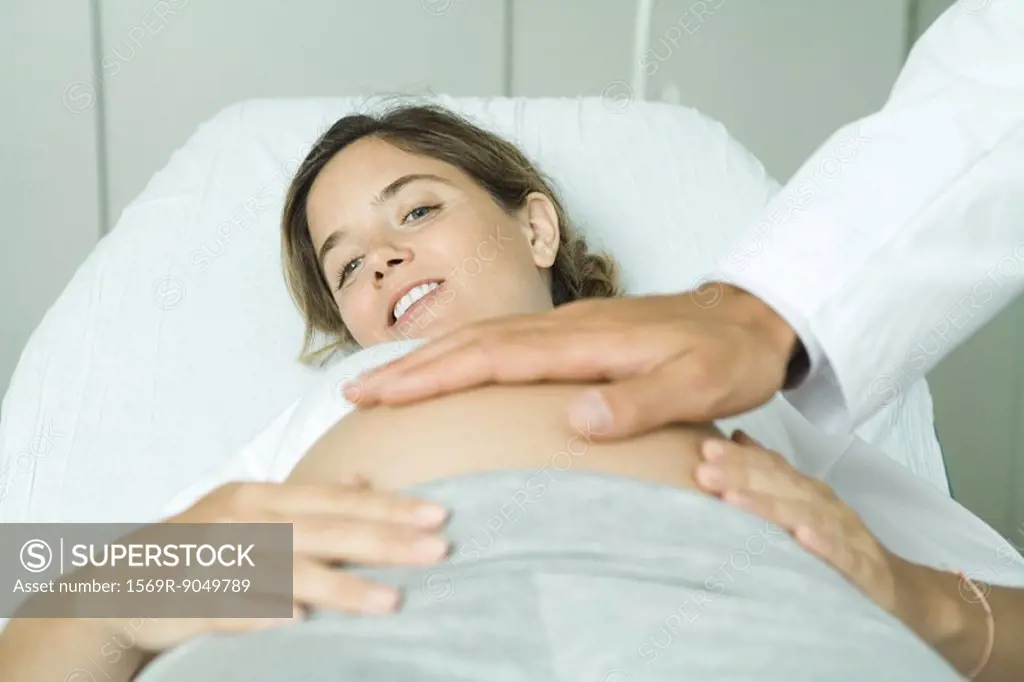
[281,102,621,364]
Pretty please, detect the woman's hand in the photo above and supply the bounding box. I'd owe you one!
[98,477,451,653]
[693,430,911,616]
[694,431,1023,681]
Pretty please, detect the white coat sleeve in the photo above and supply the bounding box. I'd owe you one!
[715,0,1024,434]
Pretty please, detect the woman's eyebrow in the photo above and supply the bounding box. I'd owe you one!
[373,173,453,205]
[318,174,454,268]
[317,229,347,270]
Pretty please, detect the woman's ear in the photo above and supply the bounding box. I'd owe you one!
[520,192,560,268]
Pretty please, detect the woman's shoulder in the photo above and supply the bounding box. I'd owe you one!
[328,338,428,386]
[300,338,426,411]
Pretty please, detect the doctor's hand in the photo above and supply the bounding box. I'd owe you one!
[349,284,798,439]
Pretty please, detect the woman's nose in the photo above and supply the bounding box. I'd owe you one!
[370,245,412,279]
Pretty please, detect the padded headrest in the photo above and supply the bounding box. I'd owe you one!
[0,96,941,522]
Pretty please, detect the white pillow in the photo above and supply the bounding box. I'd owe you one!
[0,95,947,524]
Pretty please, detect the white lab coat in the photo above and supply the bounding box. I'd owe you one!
[718,0,1024,435]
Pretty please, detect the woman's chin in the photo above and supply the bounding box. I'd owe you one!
[385,306,517,343]
[387,312,456,342]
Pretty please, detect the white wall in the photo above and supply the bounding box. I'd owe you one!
[2,0,1021,541]
[513,0,907,181]
[644,0,907,181]
[98,0,509,231]
[0,1,103,414]
[97,0,914,230]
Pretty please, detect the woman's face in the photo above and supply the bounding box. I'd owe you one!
[305,136,561,348]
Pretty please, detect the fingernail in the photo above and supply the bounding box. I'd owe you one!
[413,505,449,528]
[363,588,399,613]
[412,536,449,560]
[696,463,724,489]
[702,440,726,461]
[570,390,612,435]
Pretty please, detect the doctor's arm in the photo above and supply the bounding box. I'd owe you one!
[347,2,1024,440]
[717,0,1024,433]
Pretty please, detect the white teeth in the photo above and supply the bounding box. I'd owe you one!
[393,282,440,322]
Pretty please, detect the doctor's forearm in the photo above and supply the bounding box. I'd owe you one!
[716,2,1024,433]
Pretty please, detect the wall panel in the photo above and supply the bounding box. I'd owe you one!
[0,0,102,407]
[98,0,509,229]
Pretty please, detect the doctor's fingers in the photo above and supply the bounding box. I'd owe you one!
[353,311,550,396]
[201,481,450,530]
[352,295,626,396]
[355,321,673,408]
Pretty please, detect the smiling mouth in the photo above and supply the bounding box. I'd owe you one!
[389,280,446,327]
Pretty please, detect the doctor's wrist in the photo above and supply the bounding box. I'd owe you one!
[715,283,800,386]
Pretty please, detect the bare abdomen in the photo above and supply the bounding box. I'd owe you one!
[286,383,720,491]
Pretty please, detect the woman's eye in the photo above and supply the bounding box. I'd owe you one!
[403,204,438,223]
[335,257,362,290]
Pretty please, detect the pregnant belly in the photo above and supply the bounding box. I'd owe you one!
[286,382,721,491]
